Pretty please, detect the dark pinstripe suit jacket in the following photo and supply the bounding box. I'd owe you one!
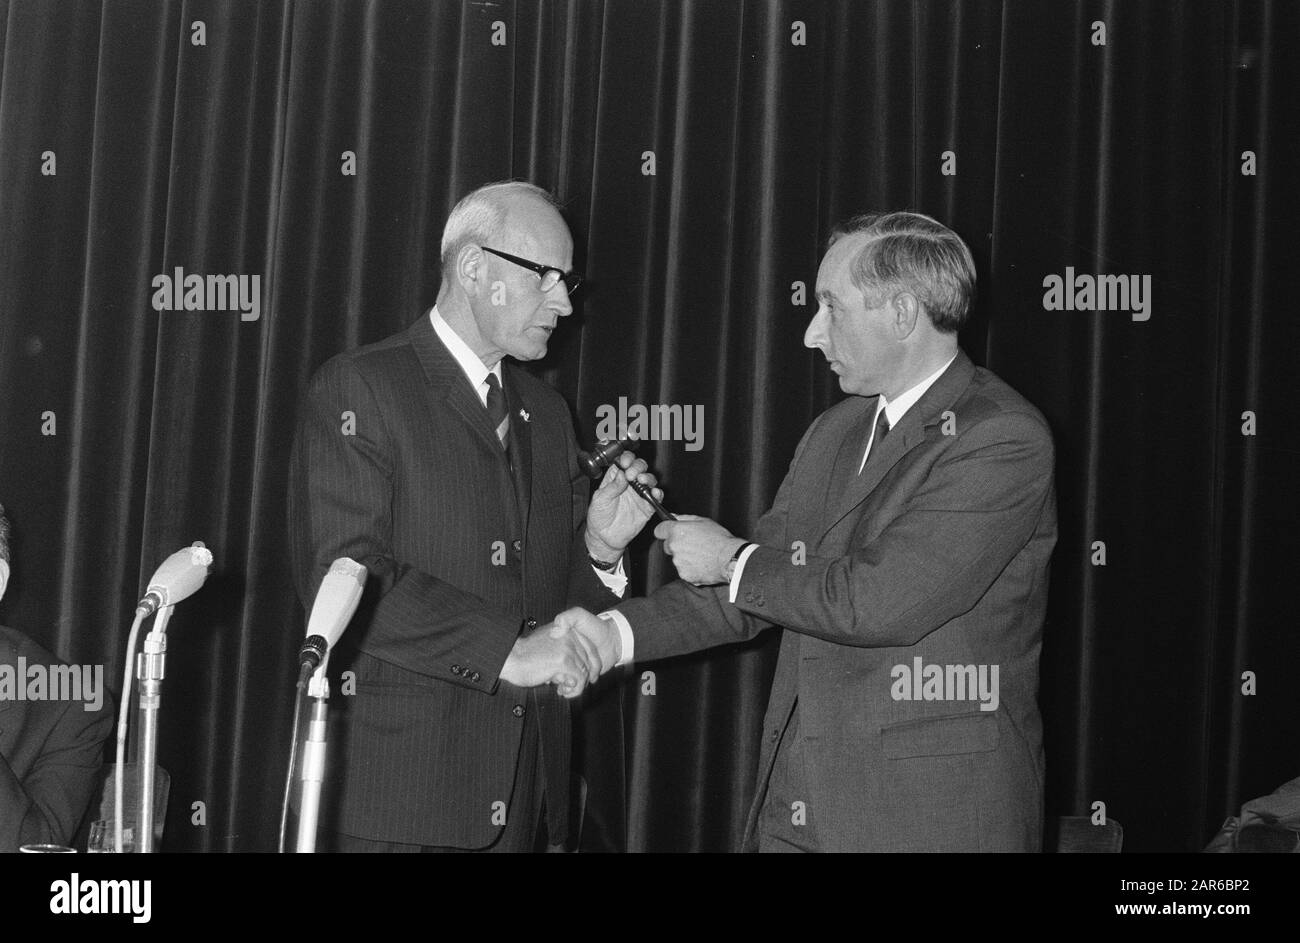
[288,315,618,848]
[617,350,1058,851]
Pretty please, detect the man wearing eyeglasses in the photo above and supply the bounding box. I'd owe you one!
[288,181,660,852]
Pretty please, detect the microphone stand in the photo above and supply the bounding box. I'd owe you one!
[295,665,331,852]
[135,604,173,854]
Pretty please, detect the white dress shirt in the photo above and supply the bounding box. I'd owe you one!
[430,306,500,406]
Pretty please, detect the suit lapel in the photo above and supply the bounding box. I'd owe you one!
[818,350,976,541]
[822,411,920,538]
[822,398,877,526]
[406,315,507,461]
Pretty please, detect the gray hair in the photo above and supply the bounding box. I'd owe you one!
[439,181,559,281]
[0,502,9,565]
[829,211,976,332]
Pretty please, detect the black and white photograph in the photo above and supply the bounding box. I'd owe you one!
[0,0,1295,923]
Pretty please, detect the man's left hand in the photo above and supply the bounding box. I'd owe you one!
[586,451,662,563]
[654,515,747,586]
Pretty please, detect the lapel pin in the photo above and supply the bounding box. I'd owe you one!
[519,409,530,422]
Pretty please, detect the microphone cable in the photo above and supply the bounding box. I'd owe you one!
[112,610,146,853]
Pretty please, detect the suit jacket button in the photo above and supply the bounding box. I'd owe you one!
[512,539,523,553]
[512,705,525,718]
[525,618,538,630]
[471,671,481,682]
[451,664,461,674]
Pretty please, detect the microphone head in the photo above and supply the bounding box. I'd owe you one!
[305,557,368,650]
[144,544,213,609]
[299,635,329,672]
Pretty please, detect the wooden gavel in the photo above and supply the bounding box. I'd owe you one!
[578,437,676,522]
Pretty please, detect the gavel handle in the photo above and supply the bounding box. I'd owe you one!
[631,480,676,522]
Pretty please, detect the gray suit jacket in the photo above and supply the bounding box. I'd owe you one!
[616,349,1057,851]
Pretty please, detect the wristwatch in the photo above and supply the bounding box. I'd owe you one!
[724,542,754,582]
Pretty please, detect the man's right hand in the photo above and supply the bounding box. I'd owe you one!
[500,627,597,696]
[547,607,622,695]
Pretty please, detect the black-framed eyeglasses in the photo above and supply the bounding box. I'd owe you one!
[481,246,582,295]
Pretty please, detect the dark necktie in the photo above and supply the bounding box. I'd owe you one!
[861,406,890,474]
[484,373,510,454]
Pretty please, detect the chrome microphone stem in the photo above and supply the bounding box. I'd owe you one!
[296,672,330,853]
[136,678,160,854]
[135,608,171,854]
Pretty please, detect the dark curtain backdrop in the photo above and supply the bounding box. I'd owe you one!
[0,0,1295,852]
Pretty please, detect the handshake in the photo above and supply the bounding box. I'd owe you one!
[497,515,749,698]
[499,608,622,698]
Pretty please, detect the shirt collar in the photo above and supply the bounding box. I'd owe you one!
[429,306,501,397]
[877,352,959,428]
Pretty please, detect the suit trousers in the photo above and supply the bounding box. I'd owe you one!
[326,688,549,853]
[757,705,822,853]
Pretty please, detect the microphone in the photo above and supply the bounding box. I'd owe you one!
[298,558,368,670]
[134,544,214,617]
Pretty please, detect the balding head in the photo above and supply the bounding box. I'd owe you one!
[440,182,561,283]
[436,181,576,366]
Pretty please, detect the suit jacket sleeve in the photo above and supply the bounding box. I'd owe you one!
[734,410,1054,647]
[613,418,823,662]
[564,429,623,615]
[0,694,113,851]
[566,524,623,615]
[289,357,521,692]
